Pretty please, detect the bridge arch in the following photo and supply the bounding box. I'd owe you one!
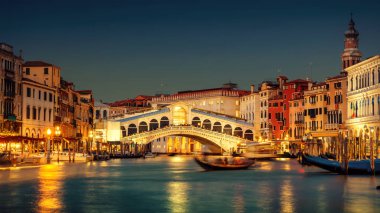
[139,121,148,133]
[244,129,253,140]
[121,126,127,137]
[128,124,137,135]
[234,127,243,137]
[223,124,232,135]
[212,122,222,133]
[192,117,201,127]
[160,116,170,128]
[123,126,253,153]
[149,119,159,131]
[202,119,211,130]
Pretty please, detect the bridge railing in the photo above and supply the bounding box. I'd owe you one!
[124,125,252,143]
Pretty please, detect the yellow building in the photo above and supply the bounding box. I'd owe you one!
[22,61,61,138]
[346,55,380,158]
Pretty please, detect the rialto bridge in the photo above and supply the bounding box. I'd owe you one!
[109,103,255,152]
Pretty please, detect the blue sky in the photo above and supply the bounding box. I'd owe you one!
[2,0,380,102]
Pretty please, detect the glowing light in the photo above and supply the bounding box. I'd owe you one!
[167,181,189,213]
[47,128,52,136]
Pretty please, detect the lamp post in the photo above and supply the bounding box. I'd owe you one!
[89,130,93,155]
[46,128,52,163]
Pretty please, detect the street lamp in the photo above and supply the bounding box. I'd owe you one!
[55,126,61,162]
[89,130,94,153]
[46,128,52,163]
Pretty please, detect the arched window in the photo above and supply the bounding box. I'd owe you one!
[121,126,127,137]
[191,117,201,127]
[212,122,222,133]
[244,130,254,140]
[160,116,169,128]
[233,127,243,137]
[149,119,159,130]
[202,119,211,130]
[223,124,232,135]
[128,124,137,135]
[139,121,148,133]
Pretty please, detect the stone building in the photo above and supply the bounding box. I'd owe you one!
[0,43,23,136]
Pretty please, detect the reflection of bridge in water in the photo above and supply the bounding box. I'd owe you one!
[114,103,255,152]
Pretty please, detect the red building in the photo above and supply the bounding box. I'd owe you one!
[269,78,310,140]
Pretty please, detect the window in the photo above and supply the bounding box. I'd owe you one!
[32,107,37,120]
[26,68,30,75]
[26,87,31,97]
[49,93,53,102]
[26,105,30,119]
[43,108,46,121]
[44,92,47,101]
[38,90,41,99]
[44,68,49,74]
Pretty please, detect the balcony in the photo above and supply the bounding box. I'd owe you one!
[325,123,340,130]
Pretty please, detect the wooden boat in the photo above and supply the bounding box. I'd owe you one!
[194,156,254,170]
[301,154,380,175]
[144,152,156,158]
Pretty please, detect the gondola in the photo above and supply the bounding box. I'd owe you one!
[301,154,380,175]
[194,156,255,170]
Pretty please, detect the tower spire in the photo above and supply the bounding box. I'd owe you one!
[341,14,362,71]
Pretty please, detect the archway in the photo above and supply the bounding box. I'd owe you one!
[121,126,127,137]
[160,116,170,128]
[233,127,243,137]
[202,119,211,130]
[173,106,186,125]
[139,122,148,133]
[128,124,137,135]
[192,117,201,127]
[223,124,232,135]
[244,130,253,140]
[212,122,222,133]
[149,119,159,130]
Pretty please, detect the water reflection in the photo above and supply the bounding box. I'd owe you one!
[167,181,189,213]
[36,163,64,212]
[232,184,245,213]
[280,179,294,213]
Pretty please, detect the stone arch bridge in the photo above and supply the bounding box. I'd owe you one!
[111,103,255,151]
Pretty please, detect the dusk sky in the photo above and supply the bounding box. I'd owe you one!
[3,0,380,102]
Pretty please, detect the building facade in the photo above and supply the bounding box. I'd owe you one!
[0,43,23,136]
[346,55,380,158]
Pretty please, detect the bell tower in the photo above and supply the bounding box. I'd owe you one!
[341,14,362,71]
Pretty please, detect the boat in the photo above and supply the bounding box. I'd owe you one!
[167,153,177,156]
[194,156,255,170]
[144,152,156,158]
[301,154,380,175]
[50,151,93,162]
[0,152,11,165]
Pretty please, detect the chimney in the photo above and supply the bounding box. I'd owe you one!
[250,84,255,93]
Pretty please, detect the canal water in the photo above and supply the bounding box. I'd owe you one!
[0,156,379,213]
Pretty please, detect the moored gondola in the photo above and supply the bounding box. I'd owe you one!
[301,154,380,175]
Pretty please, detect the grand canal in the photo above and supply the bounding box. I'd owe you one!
[0,157,379,213]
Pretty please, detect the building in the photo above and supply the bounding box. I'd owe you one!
[0,43,23,136]
[325,73,347,132]
[240,85,260,140]
[258,78,282,140]
[21,61,61,138]
[288,91,306,141]
[346,55,380,158]
[76,90,94,150]
[151,83,249,118]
